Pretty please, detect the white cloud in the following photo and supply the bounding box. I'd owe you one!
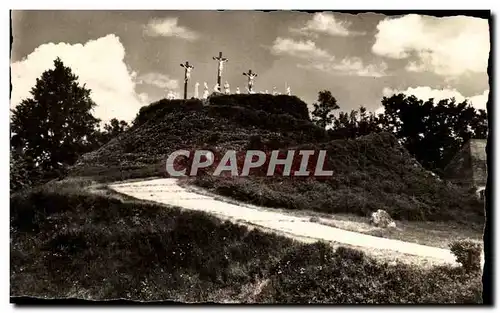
[143,17,199,41]
[298,59,387,78]
[138,72,179,90]
[271,37,386,78]
[271,37,332,60]
[372,14,490,77]
[302,57,388,77]
[291,13,365,37]
[382,86,489,111]
[10,34,146,123]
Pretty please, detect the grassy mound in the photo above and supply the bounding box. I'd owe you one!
[70,95,483,224]
[194,132,484,223]
[10,185,482,303]
[70,95,326,181]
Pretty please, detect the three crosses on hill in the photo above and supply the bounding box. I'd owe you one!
[179,51,290,99]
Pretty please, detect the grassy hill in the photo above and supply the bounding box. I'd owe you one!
[11,94,485,303]
[70,94,484,224]
[71,94,327,181]
[10,181,482,303]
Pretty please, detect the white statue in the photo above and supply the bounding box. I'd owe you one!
[180,62,194,82]
[202,82,209,99]
[213,53,228,73]
[286,86,291,96]
[236,87,240,94]
[272,87,278,95]
[265,90,269,94]
[243,70,257,93]
[218,60,227,72]
[194,82,200,98]
[214,83,221,93]
[224,81,230,94]
[167,91,175,100]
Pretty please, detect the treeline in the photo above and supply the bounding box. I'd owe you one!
[311,90,488,175]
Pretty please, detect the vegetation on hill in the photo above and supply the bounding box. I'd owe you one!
[70,95,483,224]
[70,95,328,181]
[10,184,482,303]
[193,132,484,223]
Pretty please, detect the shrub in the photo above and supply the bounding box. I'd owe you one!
[449,239,483,273]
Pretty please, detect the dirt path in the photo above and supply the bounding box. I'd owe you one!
[108,178,463,266]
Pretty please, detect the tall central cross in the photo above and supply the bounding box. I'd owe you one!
[243,69,257,93]
[213,51,228,87]
[180,61,194,100]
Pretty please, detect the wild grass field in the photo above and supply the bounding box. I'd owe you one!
[11,95,486,303]
[10,179,482,303]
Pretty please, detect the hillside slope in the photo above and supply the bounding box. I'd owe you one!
[70,94,484,223]
[10,183,482,303]
[71,94,325,181]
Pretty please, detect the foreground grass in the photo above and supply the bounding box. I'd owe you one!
[183,180,483,250]
[10,181,483,303]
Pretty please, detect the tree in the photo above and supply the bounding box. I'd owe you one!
[378,93,488,172]
[329,106,381,139]
[311,90,340,129]
[10,58,100,172]
[98,118,130,144]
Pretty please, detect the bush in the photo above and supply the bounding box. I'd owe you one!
[257,241,482,304]
[449,239,483,273]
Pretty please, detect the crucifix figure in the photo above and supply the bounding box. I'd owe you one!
[213,51,228,88]
[236,87,240,94]
[180,61,194,99]
[243,69,257,94]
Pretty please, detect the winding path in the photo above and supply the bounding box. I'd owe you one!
[108,178,462,266]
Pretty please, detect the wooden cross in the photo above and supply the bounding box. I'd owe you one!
[180,61,194,99]
[243,69,257,93]
[213,52,228,87]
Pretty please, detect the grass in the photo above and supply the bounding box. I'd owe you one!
[70,96,483,227]
[182,178,483,250]
[10,179,483,303]
[314,214,483,250]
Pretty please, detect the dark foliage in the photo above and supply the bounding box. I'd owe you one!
[10,189,481,303]
[258,242,482,304]
[449,239,483,273]
[378,94,488,172]
[311,90,339,129]
[194,133,484,223]
[10,58,101,172]
[70,95,329,179]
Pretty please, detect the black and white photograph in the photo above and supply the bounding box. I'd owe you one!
[9,8,492,305]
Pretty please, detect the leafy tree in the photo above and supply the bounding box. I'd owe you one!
[329,106,381,139]
[98,118,130,144]
[378,94,488,172]
[311,90,340,129]
[10,57,100,172]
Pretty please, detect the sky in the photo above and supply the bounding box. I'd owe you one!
[10,11,490,123]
